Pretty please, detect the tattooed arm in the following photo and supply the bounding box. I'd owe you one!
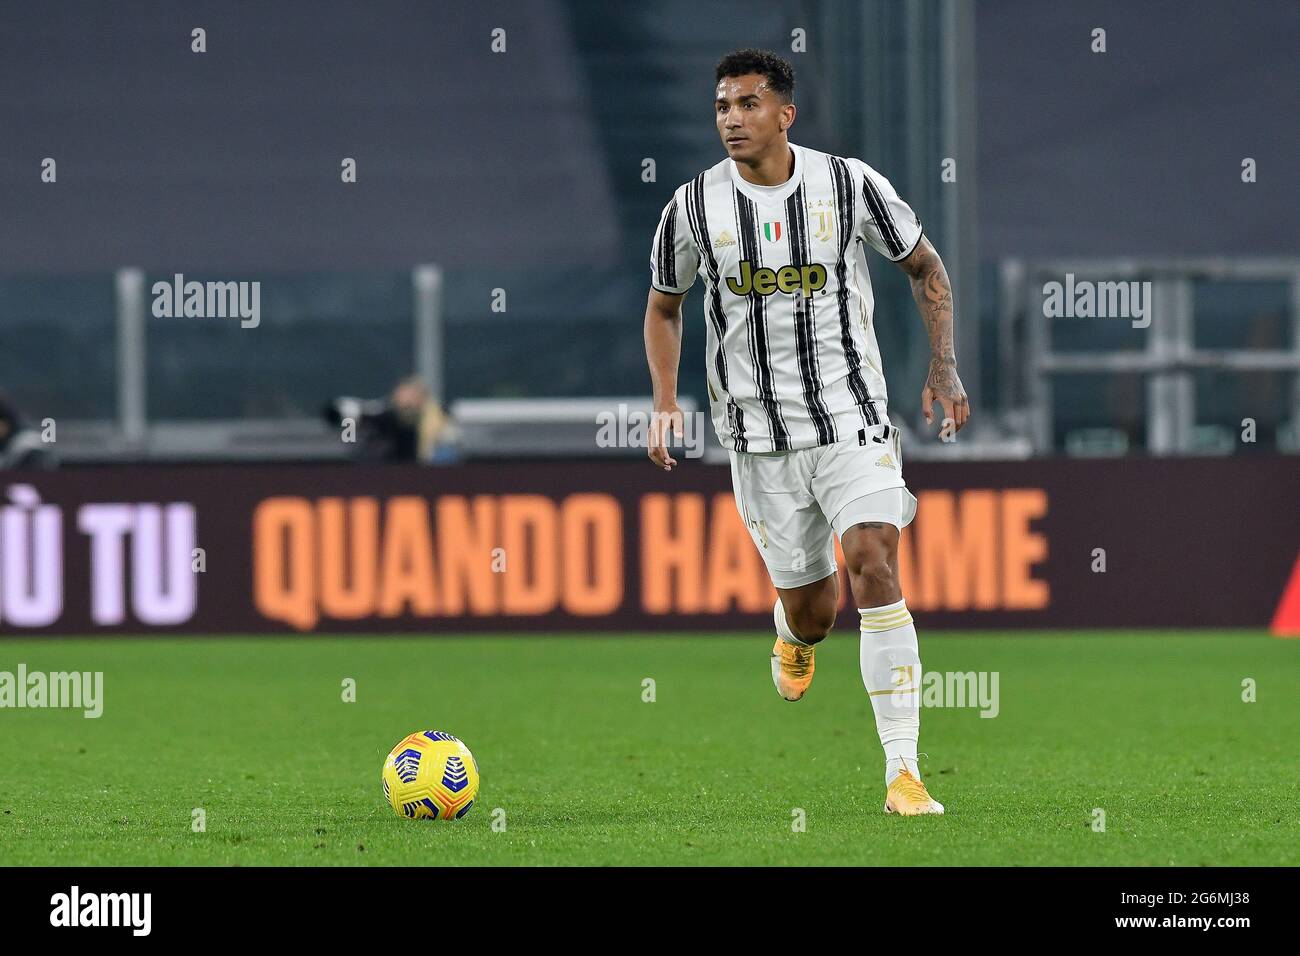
[897,236,970,433]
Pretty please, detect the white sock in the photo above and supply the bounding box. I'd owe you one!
[859,599,921,785]
[774,599,810,646]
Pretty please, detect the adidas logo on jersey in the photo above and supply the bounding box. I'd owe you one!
[875,453,896,470]
[713,230,736,248]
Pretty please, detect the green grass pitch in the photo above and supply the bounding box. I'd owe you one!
[0,632,1296,866]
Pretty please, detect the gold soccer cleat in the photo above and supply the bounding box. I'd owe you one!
[884,768,945,815]
[771,638,816,701]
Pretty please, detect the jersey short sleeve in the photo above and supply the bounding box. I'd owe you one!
[649,191,699,294]
[853,160,923,262]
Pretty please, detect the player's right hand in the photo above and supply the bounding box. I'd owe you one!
[648,403,685,471]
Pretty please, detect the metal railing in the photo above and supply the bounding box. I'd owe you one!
[1001,258,1300,455]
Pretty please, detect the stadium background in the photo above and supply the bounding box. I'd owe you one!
[1,0,1295,633]
[0,1,1297,867]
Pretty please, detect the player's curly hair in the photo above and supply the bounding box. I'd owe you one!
[715,49,795,104]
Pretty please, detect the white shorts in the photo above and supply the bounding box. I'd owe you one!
[728,424,918,589]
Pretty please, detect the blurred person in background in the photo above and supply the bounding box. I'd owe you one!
[0,389,56,468]
[324,376,454,462]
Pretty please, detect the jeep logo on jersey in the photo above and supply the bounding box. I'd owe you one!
[726,260,828,299]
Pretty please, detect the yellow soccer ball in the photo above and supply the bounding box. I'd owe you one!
[381,731,480,820]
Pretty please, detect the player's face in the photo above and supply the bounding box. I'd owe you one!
[715,75,792,161]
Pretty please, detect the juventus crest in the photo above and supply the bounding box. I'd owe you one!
[808,198,835,243]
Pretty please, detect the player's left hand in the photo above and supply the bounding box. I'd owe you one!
[921,358,970,435]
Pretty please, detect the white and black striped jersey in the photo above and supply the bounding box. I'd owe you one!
[650,142,922,452]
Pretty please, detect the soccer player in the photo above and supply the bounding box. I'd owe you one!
[643,49,969,816]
